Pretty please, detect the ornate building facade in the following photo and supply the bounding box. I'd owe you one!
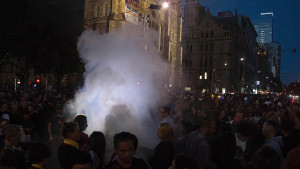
[84,0,182,88]
[182,1,258,94]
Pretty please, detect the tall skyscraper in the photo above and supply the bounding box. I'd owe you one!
[255,12,273,43]
[255,12,281,80]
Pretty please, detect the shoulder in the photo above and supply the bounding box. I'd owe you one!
[133,157,151,169]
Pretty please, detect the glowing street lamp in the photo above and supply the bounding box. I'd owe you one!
[162,2,169,8]
[240,58,244,61]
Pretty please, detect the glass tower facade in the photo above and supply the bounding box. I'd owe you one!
[255,12,273,43]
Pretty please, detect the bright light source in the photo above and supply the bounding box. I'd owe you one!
[240,58,244,61]
[224,63,227,66]
[162,2,169,8]
[17,81,21,85]
[137,82,141,85]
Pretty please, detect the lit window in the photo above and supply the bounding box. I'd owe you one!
[199,75,202,80]
[204,72,207,79]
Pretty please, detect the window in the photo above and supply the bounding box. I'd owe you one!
[190,45,192,53]
[189,60,192,67]
[104,4,108,16]
[204,72,208,79]
[210,43,213,51]
[210,55,212,67]
[211,30,214,37]
[95,5,101,17]
[201,32,204,38]
[206,31,208,37]
[205,44,208,51]
[205,55,207,67]
[200,45,203,51]
[199,74,203,80]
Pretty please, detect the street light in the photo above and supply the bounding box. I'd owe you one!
[240,58,244,61]
[162,2,169,8]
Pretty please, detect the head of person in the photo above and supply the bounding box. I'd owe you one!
[88,131,106,159]
[28,104,34,114]
[0,101,7,113]
[232,111,244,125]
[113,132,137,164]
[74,114,88,132]
[262,120,279,139]
[281,119,294,136]
[27,143,50,167]
[160,106,170,119]
[71,150,92,169]
[11,102,18,113]
[180,120,192,136]
[284,148,300,169]
[3,124,22,147]
[236,120,254,142]
[157,123,175,142]
[62,121,80,141]
[250,146,280,169]
[168,154,198,169]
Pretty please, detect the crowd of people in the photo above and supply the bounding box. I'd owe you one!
[0,90,299,169]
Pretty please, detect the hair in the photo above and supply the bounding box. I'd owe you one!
[74,114,87,132]
[265,120,280,133]
[158,123,175,142]
[88,131,106,160]
[71,150,92,167]
[161,106,170,115]
[27,143,50,164]
[236,120,255,137]
[113,132,137,149]
[232,111,243,118]
[174,154,198,169]
[62,121,78,138]
[250,146,280,169]
[281,119,294,132]
[181,120,193,135]
[3,124,21,140]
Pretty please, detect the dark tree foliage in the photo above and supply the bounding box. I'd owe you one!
[0,0,84,89]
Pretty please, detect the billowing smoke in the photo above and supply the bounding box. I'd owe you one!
[68,24,169,150]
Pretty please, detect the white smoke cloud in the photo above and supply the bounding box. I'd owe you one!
[68,24,169,149]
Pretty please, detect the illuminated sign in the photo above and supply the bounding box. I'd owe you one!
[261,12,273,16]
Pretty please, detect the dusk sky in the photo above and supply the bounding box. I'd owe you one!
[200,0,300,85]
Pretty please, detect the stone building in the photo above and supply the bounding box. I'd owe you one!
[182,1,258,94]
[84,0,182,88]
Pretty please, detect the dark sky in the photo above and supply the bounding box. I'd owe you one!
[200,0,300,85]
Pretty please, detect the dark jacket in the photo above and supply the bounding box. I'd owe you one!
[58,143,80,169]
[149,141,174,169]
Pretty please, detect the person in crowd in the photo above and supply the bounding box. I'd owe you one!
[70,150,92,169]
[48,104,64,142]
[21,112,33,136]
[176,117,212,169]
[0,139,5,167]
[160,106,175,129]
[230,111,244,133]
[88,131,106,169]
[168,154,198,169]
[262,120,283,162]
[10,101,22,125]
[1,124,26,169]
[58,121,81,169]
[215,110,226,135]
[283,148,300,169]
[74,114,89,147]
[106,132,150,169]
[248,146,280,169]
[281,119,300,157]
[27,143,50,169]
[149,123,175,169]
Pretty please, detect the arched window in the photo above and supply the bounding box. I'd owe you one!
[104,4,108,16]
[95,5,101,17]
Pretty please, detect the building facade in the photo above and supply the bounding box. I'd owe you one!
[254,12,281,80]
[84,0,183,88]
[182,2,258,94]
[255,12,273,44]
